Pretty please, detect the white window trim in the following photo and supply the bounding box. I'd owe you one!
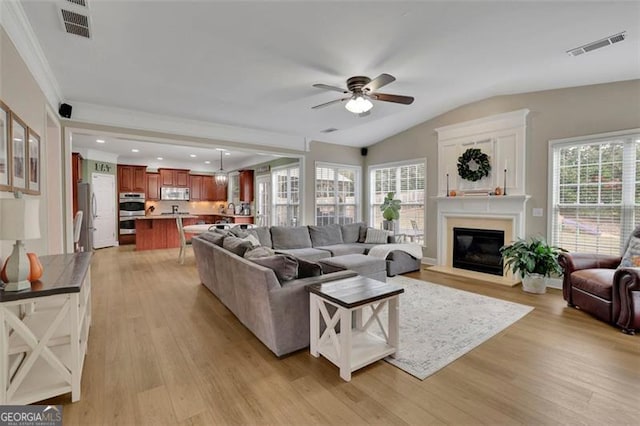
[271,162,303,226]
[314,161,362,225]
[368,158,427,231]
[547,128,640,251]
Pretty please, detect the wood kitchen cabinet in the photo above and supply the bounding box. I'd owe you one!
[72,152,83,216]
[190,175,203,200]
[215,181,228,201]
[239,170,254,202]
[118,165,147,193]
[146,172,160,201]
[159,168,190,188]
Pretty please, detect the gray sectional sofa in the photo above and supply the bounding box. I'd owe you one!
[192,222,421,356]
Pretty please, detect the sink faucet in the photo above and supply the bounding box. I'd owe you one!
[172,205,179,214]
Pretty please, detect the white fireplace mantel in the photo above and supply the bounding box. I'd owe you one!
[434,195,530,279]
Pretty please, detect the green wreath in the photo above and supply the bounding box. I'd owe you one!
[457,148,491,182]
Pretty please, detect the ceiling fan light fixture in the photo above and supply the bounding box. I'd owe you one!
[345,95,373,114]
[214,151,228,185]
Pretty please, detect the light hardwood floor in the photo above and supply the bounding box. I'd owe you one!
[45,246,639,425]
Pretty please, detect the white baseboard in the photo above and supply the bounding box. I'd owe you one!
[421,257,437,266]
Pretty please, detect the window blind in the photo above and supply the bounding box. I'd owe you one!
[550,133,640,255]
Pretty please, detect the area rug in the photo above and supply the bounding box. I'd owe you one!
[370,276,534,380]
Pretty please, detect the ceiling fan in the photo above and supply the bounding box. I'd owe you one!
[312,73,414,115]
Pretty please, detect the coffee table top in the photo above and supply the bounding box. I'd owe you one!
[306,275,404,309]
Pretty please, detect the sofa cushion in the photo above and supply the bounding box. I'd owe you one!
[271,226,312,249]
[250,255,298,283]
[341,222,366,244]
[244,246,276,259]
[222,236,253,257]
[197,231,225,247]
[315,243,368,256]
[358,225,368,243]
[308,224,343,247]
[571,269,614,300]
[620,236,640,267]
[228,227,249,238]
[364,228,390,244]
[241,234,261,247]
[319,254,387,281]
[275,248,332,262]
[247,227,272,248]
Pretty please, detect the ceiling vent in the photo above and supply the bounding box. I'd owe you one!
[59,1,91,39]
[567,31,626,56]
[321,128,339,133]
[65,0,87,7]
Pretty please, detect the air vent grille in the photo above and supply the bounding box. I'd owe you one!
[321,128,339,133]
[567,31,626,56]
[60,8,91,38]
[65,0,87,7]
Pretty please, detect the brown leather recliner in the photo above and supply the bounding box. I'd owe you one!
[559,252,640,335]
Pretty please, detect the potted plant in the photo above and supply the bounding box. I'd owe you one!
[380,192,401,233]
[499,236,566,294]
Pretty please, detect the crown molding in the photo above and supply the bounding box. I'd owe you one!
[66,101,307,152]
[0,0,63,110]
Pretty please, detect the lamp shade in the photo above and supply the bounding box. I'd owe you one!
[0,197,40,240]
[345,95,373,114]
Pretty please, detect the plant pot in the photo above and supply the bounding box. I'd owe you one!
[382,220,398,234]
[521,273,548,294]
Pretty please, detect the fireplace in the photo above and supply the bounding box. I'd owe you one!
[452,227,504,276]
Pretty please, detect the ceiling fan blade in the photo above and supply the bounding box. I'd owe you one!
[362,73,396,92]
[311,97,350,109]
[312,84,349,94]
[370,92,414,105]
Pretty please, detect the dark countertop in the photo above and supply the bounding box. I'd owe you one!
[0,252,92,302]
[138,213,253,219]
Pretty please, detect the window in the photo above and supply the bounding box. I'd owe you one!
[272,164,300,226]
[550,131,640,254]
[315,163,361,225]
[370,160,426,239]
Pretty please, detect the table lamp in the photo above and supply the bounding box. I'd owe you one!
[0,192,40,291]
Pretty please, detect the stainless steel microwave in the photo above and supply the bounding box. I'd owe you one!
[161,187,190,201]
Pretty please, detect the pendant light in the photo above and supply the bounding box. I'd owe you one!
[214,150,228,185]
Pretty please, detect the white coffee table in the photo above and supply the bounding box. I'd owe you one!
[306,275,404,381]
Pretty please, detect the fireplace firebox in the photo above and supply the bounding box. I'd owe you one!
[452,227,504,276]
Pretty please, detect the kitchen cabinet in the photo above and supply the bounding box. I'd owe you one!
[118,165,147,193]
[239,170,254,202]
[72,152,83,216]
[159,168,190,188]
[190,175,203,201]
[146,172,160,201]
[135,217,199,250]
[191,174,226,201]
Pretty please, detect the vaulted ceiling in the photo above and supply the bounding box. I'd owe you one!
[20,1,640,150]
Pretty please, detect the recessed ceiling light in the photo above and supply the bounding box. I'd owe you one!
[204,160,211,164]
[215,148,225,151]
[225,152,231,156]
[157,157,163,160]
[190,154,197,158]
[96,139,105,143]
[13,138,22,142]
[131,148,139,153]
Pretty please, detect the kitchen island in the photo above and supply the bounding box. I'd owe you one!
[135,214,254,250]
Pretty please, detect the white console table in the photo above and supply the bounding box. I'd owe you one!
[0,253,92,405]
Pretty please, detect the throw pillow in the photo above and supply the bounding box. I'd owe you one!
[228,227,249,238]
[364,228,390,244]
[620,236,640,267]
[308,224,343,247]
[250,255,298,283]
[244,246,275,259]
[241,234,261,247]
[247,227,272,248]
[342,222,366,243]
[222,236,253,257]
[358,225,368,243]
[197,231,225,247]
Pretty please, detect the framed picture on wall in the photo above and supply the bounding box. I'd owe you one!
[10,112,27,191]
[0,101,9,191]
[27,129,40,194]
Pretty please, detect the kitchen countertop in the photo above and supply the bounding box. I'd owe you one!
[138,213,253,219]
